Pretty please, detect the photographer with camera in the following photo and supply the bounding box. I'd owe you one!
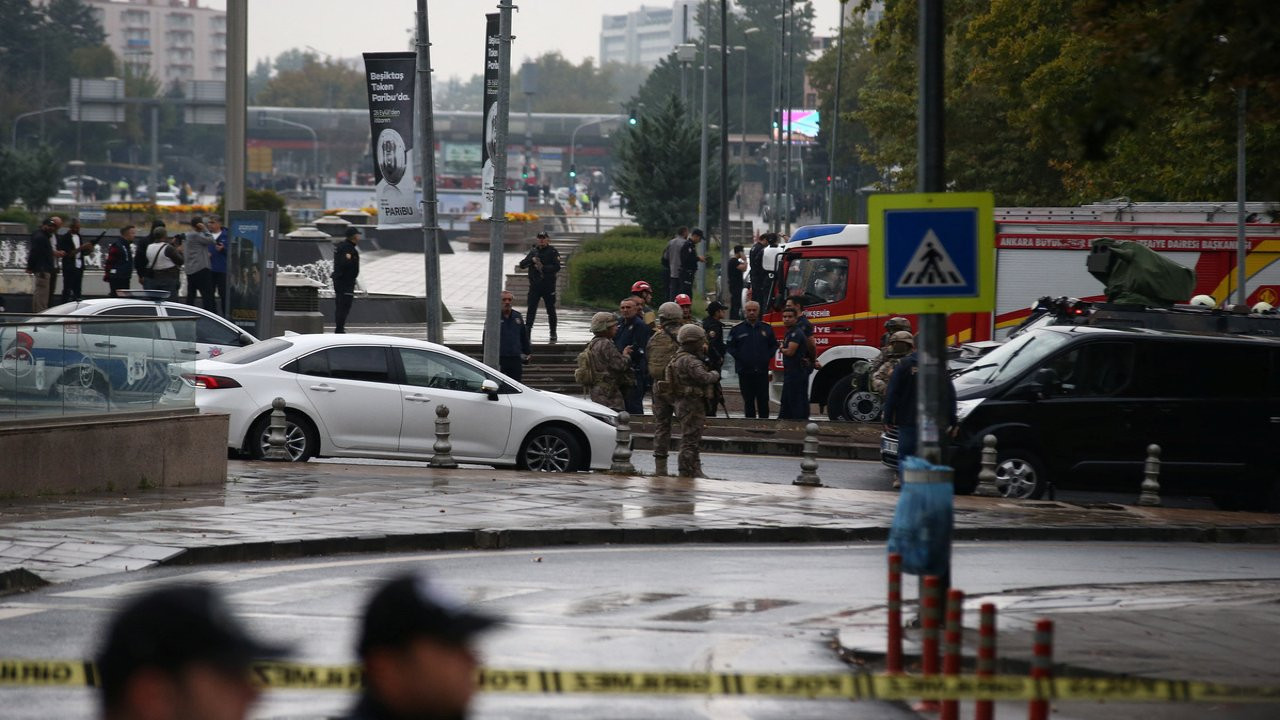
[142,228,184,298]
[518,232,561,342]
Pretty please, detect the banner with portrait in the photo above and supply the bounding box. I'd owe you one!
[480,13,500,219]
[362,52,422,228]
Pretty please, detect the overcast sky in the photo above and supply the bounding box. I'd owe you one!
[201,1,844,81]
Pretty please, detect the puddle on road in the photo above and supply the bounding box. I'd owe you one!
[566,592,682,616]
[653,598,798,622]
[608,503,699,521]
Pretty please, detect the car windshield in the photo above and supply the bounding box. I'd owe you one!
[212,337,292,365]
[953,329,1072,386]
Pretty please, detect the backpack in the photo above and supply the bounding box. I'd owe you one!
[573,347,595,386]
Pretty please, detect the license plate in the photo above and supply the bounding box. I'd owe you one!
[882,438,898,455]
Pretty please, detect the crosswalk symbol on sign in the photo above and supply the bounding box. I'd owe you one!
[896,229,966,288]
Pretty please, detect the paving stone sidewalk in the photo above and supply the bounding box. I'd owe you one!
[2,461,1278,588]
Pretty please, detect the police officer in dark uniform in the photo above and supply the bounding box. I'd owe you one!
[701,300,727,369]
[331,227,361,333]
[778,306,811,420]
[726,300,778,418]
[519,231,562,343]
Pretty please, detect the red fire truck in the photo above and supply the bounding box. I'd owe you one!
[761,202,1280,421]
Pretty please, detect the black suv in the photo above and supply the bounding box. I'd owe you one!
[944,325,1280,511]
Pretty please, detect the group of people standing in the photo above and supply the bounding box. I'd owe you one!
[23,214,227,313]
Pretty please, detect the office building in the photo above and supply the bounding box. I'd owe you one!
[600,0,700,68]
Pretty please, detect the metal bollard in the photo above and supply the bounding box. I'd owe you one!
[1028,619,1054,720]
[1138,443,1161,506]
[886,553,904,674]
[609,411,637,474]
[941,589,965,720]
[264,397,289,461]
[793,422,822,486]
[973,434,1001,497]
[429,404,458,468]
[975,603,997,720]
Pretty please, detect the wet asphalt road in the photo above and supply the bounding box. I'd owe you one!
[4,542,1277,719]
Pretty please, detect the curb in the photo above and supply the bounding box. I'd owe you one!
[151,523,1280,570]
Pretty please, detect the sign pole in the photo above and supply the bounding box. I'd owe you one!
[482,4,514,369]
[416,0,443,343]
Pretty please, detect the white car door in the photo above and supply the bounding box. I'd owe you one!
[162,306,250,360]
[394,347,512,459]
[291,345,402,452]
[91,305,177,398]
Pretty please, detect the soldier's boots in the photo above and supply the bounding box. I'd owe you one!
[653,454,668,476]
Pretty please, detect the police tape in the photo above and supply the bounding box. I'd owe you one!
[3,660,1280,703]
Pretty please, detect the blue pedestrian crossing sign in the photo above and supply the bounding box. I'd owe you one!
[867,192,995,313]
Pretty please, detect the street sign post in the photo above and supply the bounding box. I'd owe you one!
[866,192,995,314]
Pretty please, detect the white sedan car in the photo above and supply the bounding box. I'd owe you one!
[167,333,619,472]
[0,294,256,401]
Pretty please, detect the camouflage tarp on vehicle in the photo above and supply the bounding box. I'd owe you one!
[1087,237,1196,307]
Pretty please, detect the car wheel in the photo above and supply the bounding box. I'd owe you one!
[994,448,1047,499]
[248,410,317,462]
[519,426,583,472]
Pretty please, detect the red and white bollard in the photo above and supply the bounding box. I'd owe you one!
[887,553,904,674]
[941,589,964,720]
[975,602,997,720]
[1028,618,1054,720]
[914,575,942,712]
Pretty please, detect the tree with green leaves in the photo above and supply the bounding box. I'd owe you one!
[613,94,734,235]
[15,145,63,211]
[257,54,366,108]
[631,0,816,137]
[849,0,1279,204]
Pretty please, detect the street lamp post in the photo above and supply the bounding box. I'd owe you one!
[695,0,711,299]
[11,106,68,149]
[569,116,617,183]
[262,115,318,179]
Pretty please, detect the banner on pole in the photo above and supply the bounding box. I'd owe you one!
[362,52,422,228]
[480,13,500,219]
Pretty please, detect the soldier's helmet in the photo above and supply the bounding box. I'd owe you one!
[657,302,683,324]
[677,323,706,345]
[1253,301,1274,314]
[590,311,618,334]
[885,316,911,332]
[889,330,915,346]
[674,293,693,307]
[1189,294,1216,308]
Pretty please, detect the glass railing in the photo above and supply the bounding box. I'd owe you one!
[0,313,197,422]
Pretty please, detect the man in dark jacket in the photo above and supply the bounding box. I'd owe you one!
[331,227,361,333]
[680,228,706,296]
[497,290,531,381]
[57,218,95,303]
[614,296,651,415]
[25,216,62,312]
[882,348,957,487]
[518,231,561,342]
[726,300,777,418]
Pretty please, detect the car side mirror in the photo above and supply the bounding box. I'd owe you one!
[239,333,255,347]
[482,378,500,399]
[1014,367,1060,401]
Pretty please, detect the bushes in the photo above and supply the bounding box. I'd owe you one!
[568,227,668,307]
[0,208,37,229]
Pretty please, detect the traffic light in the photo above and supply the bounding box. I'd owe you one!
[521,164,529,179]
[568,164,576,179]
[628,108,637,125]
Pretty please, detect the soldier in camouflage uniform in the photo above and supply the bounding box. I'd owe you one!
[585,311,633,410]
[871,331,914,394]
[666,324,720,478]
[857,316,913,392]
[645,302,684,475]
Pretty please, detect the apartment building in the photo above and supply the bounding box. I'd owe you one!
[85,0,227,83]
